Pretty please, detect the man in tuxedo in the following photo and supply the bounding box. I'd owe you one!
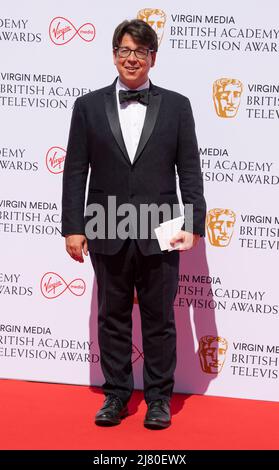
[62,19,206,429]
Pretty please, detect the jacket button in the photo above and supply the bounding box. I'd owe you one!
[130,193,134,198]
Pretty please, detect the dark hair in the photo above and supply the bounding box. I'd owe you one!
[112,19,158,52]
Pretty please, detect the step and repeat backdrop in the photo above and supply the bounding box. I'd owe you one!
[1,0,278,401]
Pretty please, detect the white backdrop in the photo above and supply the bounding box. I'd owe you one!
[1,0,279,401]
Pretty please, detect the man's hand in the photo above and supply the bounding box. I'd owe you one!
[170,231,200,251]
[65,234,88,263]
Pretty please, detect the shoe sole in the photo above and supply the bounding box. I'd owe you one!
[95,409,129,426]
[144,419,171,430]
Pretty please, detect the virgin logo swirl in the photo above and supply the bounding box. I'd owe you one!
[46,146,66,174]
[40,272,86,299]
[49,17,96,45]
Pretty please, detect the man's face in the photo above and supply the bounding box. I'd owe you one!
[203,341,227,373]
[208,213,235,247]
[215,83,242,117]
[113,33,156,89]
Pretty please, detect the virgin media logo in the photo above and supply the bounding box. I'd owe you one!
[40,272,86,299]
[46,146,66,174]
[49,17,96,45]
[132,344,144,364]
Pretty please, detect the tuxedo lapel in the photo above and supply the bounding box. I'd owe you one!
[133,84,162,165]
[104,80,162,166]
[104,82,130,165]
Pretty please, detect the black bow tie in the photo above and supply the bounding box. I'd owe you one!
[119,88,149,105]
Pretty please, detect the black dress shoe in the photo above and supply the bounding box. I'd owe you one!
[144,399,171,429]
[95,395,129,426]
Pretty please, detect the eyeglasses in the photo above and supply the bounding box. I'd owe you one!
[114,47,154,60]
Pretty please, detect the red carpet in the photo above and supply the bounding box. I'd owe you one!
[0,379,278,450]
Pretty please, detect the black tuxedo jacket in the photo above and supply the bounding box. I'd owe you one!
[62,79,206,255]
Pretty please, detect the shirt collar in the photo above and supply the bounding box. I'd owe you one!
[116,77,150,92]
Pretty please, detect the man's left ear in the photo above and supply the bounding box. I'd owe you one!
[151,52,157,67]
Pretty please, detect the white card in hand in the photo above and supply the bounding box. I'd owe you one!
[154,215,184,251]
[154,226,169,251]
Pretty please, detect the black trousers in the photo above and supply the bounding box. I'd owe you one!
[90,239,179,404]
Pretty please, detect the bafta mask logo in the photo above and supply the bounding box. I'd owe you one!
[137,8,166,46]
[199,336,228,374]
[206,208,236,247]
[213,78,243,118]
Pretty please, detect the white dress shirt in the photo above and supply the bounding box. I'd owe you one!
[116,77,149,163]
